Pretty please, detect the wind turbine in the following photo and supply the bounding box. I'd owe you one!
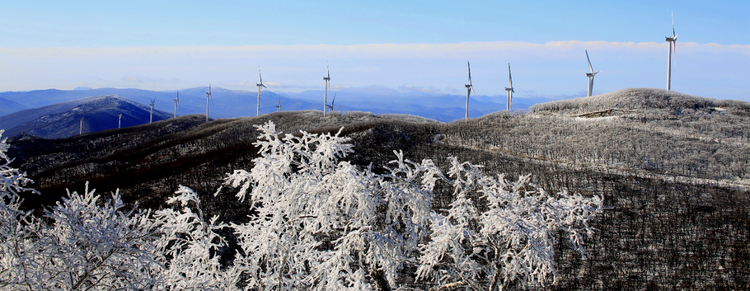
[326,92,336,113]
[464,61,475,119]
[585,50,600,97]
[173,88,180,118]
[149,98,156,123]
[79,117,83,135]
[118,114,122,129]
[205,82,213,121]
[505,63,514,111]
[257,67,267,116]
[323,64,331,117]
[665,12,677,91]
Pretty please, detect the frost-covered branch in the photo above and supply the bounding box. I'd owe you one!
[417,164,603,290]
[155,185,237,290]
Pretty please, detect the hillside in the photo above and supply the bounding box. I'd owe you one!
[6,88,750,289]
[0,95,172,139]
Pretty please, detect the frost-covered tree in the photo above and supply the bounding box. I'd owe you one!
[0,129,161,290]
[36,184,163,290]
[221,122,443,290]
[0,128,235,290]
[416,158,602,290]
[221,122,602,290]
[0,129,43,289]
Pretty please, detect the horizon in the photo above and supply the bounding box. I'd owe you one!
[1,1,748,102]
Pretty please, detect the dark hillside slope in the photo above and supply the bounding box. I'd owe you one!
[6,90,750,289]
[8,111,437,220]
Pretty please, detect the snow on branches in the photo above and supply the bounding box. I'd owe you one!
[1,128,163,290]
[221,122,442,289]
[221,121,602,290]
[416,158,602,290]
[0,122,602,290]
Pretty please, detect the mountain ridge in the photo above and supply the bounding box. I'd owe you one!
[1,95,172,139]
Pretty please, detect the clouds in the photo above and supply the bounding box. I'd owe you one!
[120,76,178,84]
[5,41,746,61]
[399,84,442,93]
[0,41,748,101]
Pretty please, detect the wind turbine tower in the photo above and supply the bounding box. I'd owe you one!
[79,117,83,135]
[173,89,180,118]
[149,98,156,123]
[464,61,475,120]
[118,114,122,129]
[205,82,213,121]
[276,94,281,112]
[257,67,266,116]
[323,64,331,117]
[505,63,514,111]
[665,13,677,91]
[585,50,600,97]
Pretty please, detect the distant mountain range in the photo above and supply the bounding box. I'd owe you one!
[0,95,171,139]
[0,87,560,124]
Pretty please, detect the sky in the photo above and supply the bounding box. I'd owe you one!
[1,0,748,102]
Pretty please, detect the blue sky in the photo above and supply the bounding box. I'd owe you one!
[1,0,748,101]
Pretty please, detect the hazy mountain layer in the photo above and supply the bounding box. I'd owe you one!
[0,97,28,117]
[0,87,546,122]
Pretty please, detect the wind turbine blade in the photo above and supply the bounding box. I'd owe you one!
[586,50,594,73]
[672,11,675,36]
[673,40,676,56]
[332,93,336,105]
[673,41,676,69]
[508,63,513,87]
